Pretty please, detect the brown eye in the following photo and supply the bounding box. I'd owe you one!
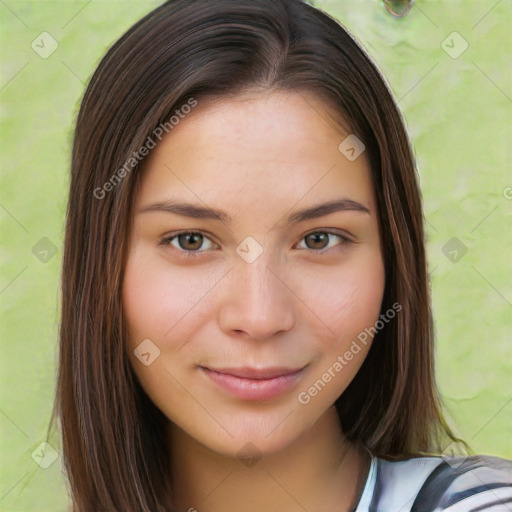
[296,231,352,252]
[176,232,204,251]
[160,231,218,256]
[305,232,330,250]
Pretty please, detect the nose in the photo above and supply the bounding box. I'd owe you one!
[217,253,296,341]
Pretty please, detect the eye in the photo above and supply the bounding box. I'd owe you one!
[159,229,353,259]
[159,231,218,257]
[295,231,352,252]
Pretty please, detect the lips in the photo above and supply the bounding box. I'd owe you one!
[206,366,303,380]
[200,365,306,401]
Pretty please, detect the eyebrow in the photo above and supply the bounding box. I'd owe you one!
[137,198,370,225]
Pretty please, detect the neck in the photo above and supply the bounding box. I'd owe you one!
[168,406,371,512]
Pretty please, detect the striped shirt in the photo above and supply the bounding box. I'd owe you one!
[355,454,512,511]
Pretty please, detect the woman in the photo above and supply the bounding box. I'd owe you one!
[49,0,512,510]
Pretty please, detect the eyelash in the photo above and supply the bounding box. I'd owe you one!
[158,230,353,259]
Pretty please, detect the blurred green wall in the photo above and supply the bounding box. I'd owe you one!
[1,1,511,510]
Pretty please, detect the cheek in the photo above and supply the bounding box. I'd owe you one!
[122,249,217,343]
[294,254,385,342]
[122,251,207,415]
[293,258,385,408]
[123,256,167,343]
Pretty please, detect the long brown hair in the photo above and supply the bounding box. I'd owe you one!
[48,0,468,509]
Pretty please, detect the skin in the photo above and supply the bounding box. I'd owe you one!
[123,90,386,511]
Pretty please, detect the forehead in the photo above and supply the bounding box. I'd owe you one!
[135,90,375,220]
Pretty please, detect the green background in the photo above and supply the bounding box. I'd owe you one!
[1,0,511,510]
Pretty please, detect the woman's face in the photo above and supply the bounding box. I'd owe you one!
[123,90,385,457]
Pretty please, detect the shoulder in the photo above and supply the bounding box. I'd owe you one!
[410,454,512,511]
[369,454,512,512]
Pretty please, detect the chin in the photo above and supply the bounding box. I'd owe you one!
[211,431,297,461]
[194,411,314,462]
